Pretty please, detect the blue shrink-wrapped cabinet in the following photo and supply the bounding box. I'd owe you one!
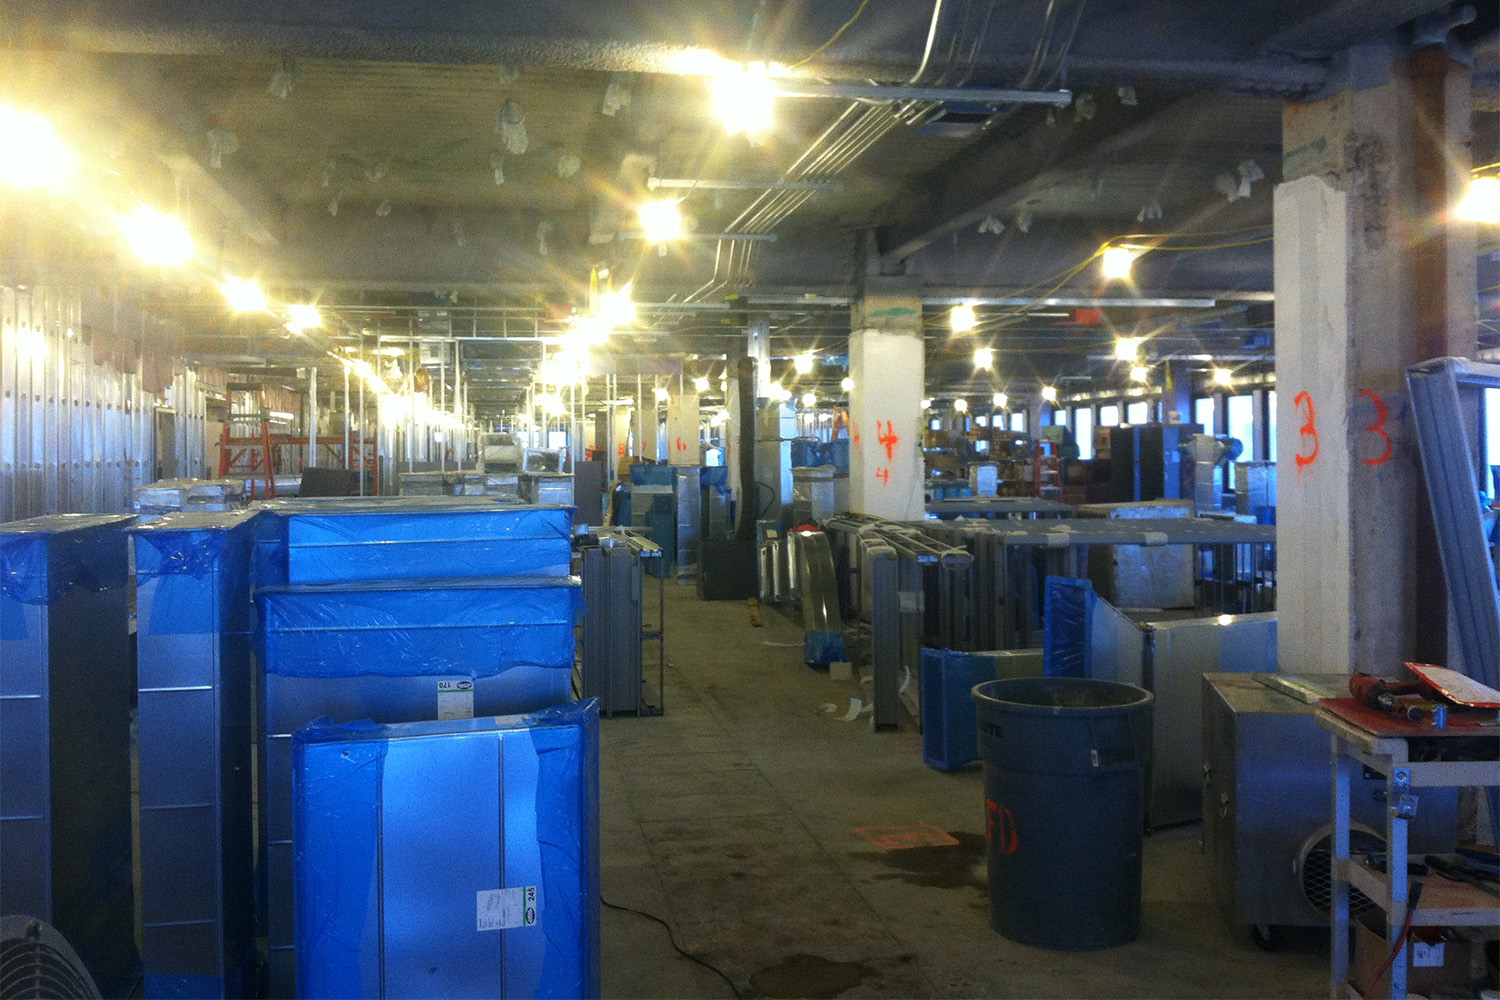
[131,510,260,999]
[0,513,140,997]
[251,499,572,586]
[256,574,585,990]
[294,702,601,999]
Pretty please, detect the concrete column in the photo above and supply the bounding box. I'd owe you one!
[635,389,659,461]
[849,296,925,519]
[1164,361,1193,424]
[611,406,632,479]
[667,393,701,465]
[1273,47,1473,675]
[747,317,772,397]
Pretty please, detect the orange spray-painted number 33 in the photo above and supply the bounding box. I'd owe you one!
[1293,391,1319,469]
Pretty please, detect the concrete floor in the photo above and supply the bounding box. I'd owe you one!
[600,584,1328,999]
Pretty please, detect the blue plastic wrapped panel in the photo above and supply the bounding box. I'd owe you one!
[920,648,1046,771]
[294,703,601,1000]
[803,629,846,665]
[130,510,259,999]
[1042,577,1095,678]
[257,576,583,678]
[0,514,140,997]
[250,500,573,587]
[257,575,584,992]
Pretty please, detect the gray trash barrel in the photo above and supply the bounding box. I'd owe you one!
[972,677,1153,950]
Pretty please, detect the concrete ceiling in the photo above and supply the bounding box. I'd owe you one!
[4,0,1497,415]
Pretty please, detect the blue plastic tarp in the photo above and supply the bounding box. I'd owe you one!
[0,513,134,603]
[1043,577,1095,678]
[256,576,584,678]
[251,502,573,587]
[293,701,601,1000]
[129,510,259,1000]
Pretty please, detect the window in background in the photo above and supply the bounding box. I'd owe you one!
[1099,404,1120,427]
[1126,401,1148,425]
[547,430,569,450]
[1074,407,1094,459]
[1267,390,1277,460]
[1228,394,1254,460]
[1194,396,1216,432]
[1010,411,1026,433]
[1052,409,1067,426]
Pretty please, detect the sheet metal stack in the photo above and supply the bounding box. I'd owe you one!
[250,499,582,994]
[0,514,140,997]
[134,478,248,519]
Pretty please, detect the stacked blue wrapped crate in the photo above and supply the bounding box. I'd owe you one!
[0,514,140,997]
[252,501,581,993]
[130,510,259,999]
[293,701,600,999]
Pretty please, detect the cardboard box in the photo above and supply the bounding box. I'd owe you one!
[1351,922,1477,998]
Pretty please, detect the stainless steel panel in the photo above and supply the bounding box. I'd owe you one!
[1142,614,1274,827]
[1200,674,1456,930]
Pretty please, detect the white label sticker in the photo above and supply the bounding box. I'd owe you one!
[476,886,539,931]
[1411,941,1445,968]
[437,679,475,720]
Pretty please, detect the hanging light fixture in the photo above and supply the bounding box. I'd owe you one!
[801,391,817,408]
[974,347,994,369]
[692,376,710,392]
[222,277,269,313]
[794,352,814,374]
[840,376,854,392]
[1101,245,1137,281]
[712,61,775,134]
[950,304,977,332]
[1213,367,1233,387]
[1041,385,1058,402]
[992,392,1008,409]
[954,398,968,412]
[1114,337,1140,361]
[1455,175,1500,224]
[1130,365,1149,382]
[116,207,194,266]
[0,105,76,190]
[638,199,684,242]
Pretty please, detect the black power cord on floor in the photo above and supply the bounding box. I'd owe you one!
[601,896,744,999]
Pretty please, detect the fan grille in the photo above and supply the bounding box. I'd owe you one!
[0,922,98,1000]
[1300,828,1385,917]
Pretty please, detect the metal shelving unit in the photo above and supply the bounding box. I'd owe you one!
[1317,708,1499,999]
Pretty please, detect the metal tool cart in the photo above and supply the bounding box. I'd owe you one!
[1316,704,1498,999]
[578,528,665,717]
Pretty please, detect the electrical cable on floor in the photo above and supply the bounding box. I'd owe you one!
[601,896,744,999]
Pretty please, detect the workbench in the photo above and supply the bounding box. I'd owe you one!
[1316,699,1499,999]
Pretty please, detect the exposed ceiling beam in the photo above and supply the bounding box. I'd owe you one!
[879,92,1219,266]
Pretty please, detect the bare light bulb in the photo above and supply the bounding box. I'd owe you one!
[1041,385,1058,402]
[954,398,968,412]
[950,304,977,332]
[1101,246,1136,281]
[974,347,994,369]
[1114,337,1140,361]
[992,392,1008,409]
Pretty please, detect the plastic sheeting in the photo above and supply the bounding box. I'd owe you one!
[251,502,572,586]
[293,701,601,1000]
[130,510,258,999]
[1043,577,1095,679]
[0,512,139,997]
[0,513,134,603]
[256,576,584,678]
